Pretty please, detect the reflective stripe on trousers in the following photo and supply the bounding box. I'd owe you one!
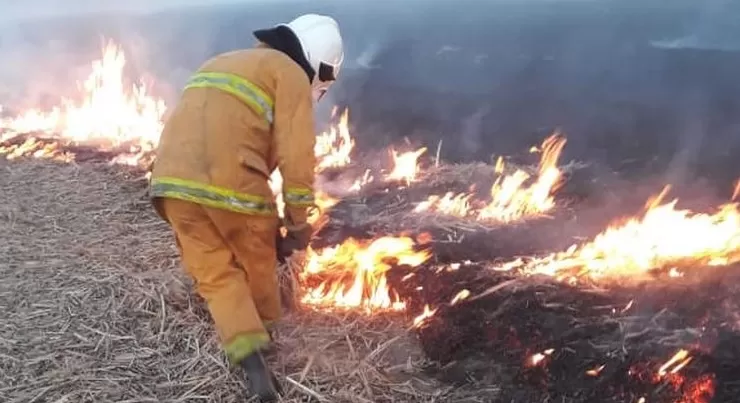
[184,72,275,124]
[150,176,277,216]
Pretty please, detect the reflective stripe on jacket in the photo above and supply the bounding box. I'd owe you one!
[184,72,275,124]
[150,177,276,216]
[150,47,317,225]
[283,187,315,207]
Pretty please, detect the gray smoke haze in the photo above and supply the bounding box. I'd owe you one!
[650,0,740,52]
[1,1,272,22]
[0,0,738,190]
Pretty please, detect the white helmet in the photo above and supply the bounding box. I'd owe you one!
[282,14,344,102]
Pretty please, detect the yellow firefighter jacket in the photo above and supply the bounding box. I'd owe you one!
[149,46,316,228]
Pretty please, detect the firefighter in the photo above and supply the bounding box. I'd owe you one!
[148,14,344,401]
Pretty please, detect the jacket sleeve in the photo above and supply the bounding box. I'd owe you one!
[272,66,316,230]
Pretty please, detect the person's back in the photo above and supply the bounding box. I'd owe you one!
[152,46,313,216]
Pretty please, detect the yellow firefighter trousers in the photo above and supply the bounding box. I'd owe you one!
[156,198,282,364]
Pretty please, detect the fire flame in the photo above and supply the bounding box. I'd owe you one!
[0,41,357,178]
[412,304,438,327]
[450,289,471,305]
[315,107,354,171]
[269,170,340,225]
[300,236,431,312]
[631,349,715,403]
[0,40,352,224]
[527,348,555,367]
[0,39,354,225]
[658,349,693,376]
[414,134,567,222]
[0,136,75,162]
[386,147,428,185]
[414,192,474,217]
[495,184,740,282]
[0,40,166,165]
[270,173,339,224]
[586,364,606,376]
[349,169,374,192]
[270,108,355,222]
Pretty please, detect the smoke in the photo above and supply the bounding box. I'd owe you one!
[329,1,740,190]
[0,0,738,189]
[650,0,740,52]
[0,0,280,111]
[458,105,490,159]
[0,1,273,22]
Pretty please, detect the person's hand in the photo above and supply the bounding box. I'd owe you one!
[277,223,312,257]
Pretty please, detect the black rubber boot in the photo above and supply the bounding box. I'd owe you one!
[239,351,281,402]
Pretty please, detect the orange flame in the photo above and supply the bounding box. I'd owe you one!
[386,147,427,185]
[414,192,474,216]
[632,349,715,403]
[412,304,438,327]
[450,289,471,305]
[315,107,354,171]
[658,349,693,376]
[269,170,339,225]
[415,134,567,223]
[586,364,606,376]
[527,348,555,367]
[300,236,431,312]
[349,169,374,192]
[0,39,354,223]
[0,136,74,162]
[270,109,356,221]
[493,184,740,282]
[0,40,166,166]
[0,41,358,180]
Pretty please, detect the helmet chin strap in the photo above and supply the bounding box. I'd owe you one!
[312,88,328,103]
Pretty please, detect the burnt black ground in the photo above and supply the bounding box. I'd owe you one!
[386,261,740,403]
[313,158,740,402]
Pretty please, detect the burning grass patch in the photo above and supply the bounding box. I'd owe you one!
[315,160,612,264]
[0,132,155,167]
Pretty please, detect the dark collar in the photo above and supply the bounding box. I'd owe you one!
[253,26,315,83]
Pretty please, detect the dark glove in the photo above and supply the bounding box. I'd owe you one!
[277,223,312,258]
